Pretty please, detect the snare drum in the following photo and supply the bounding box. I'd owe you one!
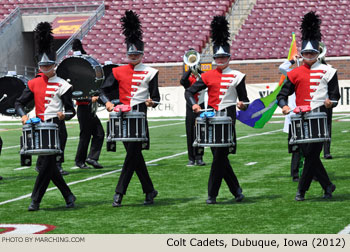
[193,115,234,147]
[290,112,329,144]
[20,122,62,155]
[107,111,147,142]
[56,55,104,99]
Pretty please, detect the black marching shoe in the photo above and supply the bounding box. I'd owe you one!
[196,159,206,166]
[76,162,89,169]
[65,194,76,208]
[206,196,217,204]
[57,163,69,175]
[323,184,336,199]
[292,177,299,182]
[295,190,305,201]
[112,193,123,207]
[28,200,40,211]
[86,158,103,169]
[0,176,3,180]
[144,190,158,205]
[324,154,333,159]
[235,187,245,202]
[187,160,195,167]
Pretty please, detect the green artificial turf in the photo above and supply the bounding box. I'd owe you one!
[0,115,349,234]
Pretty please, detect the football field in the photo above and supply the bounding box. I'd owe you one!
[0,114,350,234]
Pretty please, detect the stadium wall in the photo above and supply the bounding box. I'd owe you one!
[154,57,350,87]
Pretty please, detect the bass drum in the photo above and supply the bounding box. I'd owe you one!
[56,55,104,100]
[102,63,119,101]
[0,75,34,116]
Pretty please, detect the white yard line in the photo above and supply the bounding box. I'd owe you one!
[338,224,350,234]
[0,128,282,206]
[245,162,257,166]
[13,166,31,171]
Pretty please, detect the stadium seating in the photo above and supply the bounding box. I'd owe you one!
[0,0,235,64]
[231,0,350,60]
[2,0,349,63]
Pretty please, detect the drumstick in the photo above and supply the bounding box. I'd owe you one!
[126,96,162,104]
[217,102,250,105]
[0,94,7,102]
[304,99,338,103]
[38,112,74,115]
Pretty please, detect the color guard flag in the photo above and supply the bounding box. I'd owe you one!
[236,33,298,128]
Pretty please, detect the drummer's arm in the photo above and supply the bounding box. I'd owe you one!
[180,70,192,89]
[277,78,295,115]
[100,73,118,111]
[148,73,160,108]
[236,76,249,111]
[327,72,340,108]
[185,78,207,113]
[15,87,34,124]
[61,87,76,120]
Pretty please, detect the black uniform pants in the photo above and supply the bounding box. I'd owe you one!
[298,142,332,192]
[185,105,203,162]
[291,150,301,178]
[75,105,104,163]
[115,141,154,195]
[32,154,72,203]
[323,108,332,156]
[208,147,240,198]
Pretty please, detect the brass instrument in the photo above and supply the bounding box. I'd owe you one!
[318,42,327,63]
[183,49,201,77]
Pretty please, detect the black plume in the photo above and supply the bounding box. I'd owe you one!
[34,22,54,55]
[120,10,143,44]
[301,11,322,41]
[72,39,86,54]
[210,16,230,46]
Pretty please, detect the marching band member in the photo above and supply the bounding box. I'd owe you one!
[319,54,334,160]
[15,22,76,211]
[99,10,160,207]
[279,55,304,182]
[180,52,205,167]
[72,39,105,169]
[185,16,249,204]
[277,12,340,201]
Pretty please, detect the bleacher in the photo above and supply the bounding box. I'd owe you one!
[1,0,348,64]
[0,0,234,64]
[231,0,350,60]
[84,0,234,64]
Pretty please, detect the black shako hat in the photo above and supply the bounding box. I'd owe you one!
[72,39,87,55]
[34,22,56,66]
[210,15,230,58]
[300,11,322,54]
[121,10,144,55]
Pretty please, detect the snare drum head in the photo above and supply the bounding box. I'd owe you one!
[0,76,34,116]
[57,55,104,99]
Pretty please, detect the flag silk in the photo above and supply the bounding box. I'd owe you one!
[237,33,298,128]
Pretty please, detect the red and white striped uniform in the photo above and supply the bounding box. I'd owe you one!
[27,73,72,121]
[112,63,158,107]
[201,67,245,111]
[287,61,336,109]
